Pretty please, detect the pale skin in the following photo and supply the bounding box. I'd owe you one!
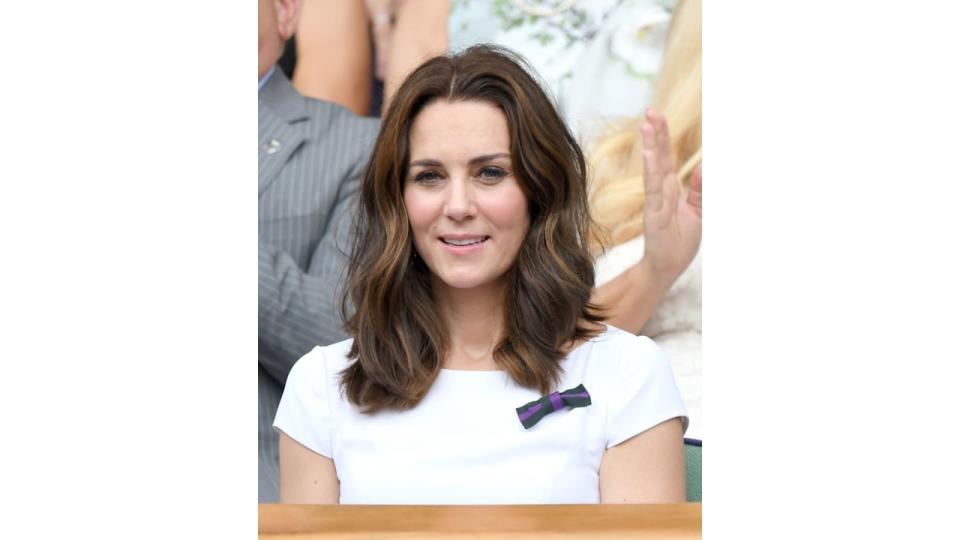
[592,110,702,334]
[258,0,300,81]
[403,100,529,373]
[363,0,401,81]
[262,0,703,333]
[378,2,701,334]
[383,0,449,111]
[291,0,372,116]
[279,100,686,504]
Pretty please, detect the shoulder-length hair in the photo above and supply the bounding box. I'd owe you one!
[340,44,603,413]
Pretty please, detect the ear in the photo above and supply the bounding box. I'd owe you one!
[275,0,301,42]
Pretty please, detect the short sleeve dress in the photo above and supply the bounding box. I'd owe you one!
[273,325,687,504]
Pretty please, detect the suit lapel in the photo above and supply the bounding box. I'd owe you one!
[259,70,310,197]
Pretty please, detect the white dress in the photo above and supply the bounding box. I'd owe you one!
[274,325,687,504]
[595,236,702,440]
[446,0,701,439]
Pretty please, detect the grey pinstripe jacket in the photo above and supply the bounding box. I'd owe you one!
[258,70,378,502]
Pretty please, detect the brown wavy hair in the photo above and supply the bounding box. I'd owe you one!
[340,44,603,413]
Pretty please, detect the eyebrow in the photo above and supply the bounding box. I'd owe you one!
[408,153,511,168]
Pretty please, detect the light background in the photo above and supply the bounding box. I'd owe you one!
[3,0,959,537]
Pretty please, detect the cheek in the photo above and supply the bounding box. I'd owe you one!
[486,190,530,237]
[403,191,435,239]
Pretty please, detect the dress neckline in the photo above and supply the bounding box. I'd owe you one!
[437,326,610,374]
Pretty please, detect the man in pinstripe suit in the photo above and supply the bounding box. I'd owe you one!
[258,0,379,502]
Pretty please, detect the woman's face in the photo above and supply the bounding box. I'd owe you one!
[403,99,530,292]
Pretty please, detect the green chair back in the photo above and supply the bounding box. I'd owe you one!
[684,439,702,502]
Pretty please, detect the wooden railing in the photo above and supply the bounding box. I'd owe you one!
[259,503,701,539]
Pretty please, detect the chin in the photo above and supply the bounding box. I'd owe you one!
[433,269,497,290]
[438,276,488,290]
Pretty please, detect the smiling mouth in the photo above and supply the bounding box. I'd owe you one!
[440,236,489,246]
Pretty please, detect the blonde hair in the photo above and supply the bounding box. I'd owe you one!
[587,0,701,251]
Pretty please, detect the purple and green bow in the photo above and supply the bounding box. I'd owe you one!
[516,384,592,429]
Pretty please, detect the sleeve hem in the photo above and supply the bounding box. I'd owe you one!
[272,425,334,459]
[606,412,689,450]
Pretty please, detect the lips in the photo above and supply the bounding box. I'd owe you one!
[440,236,489,246]
[437,234,490,254]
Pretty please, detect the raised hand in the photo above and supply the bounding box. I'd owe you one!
[364,0,399,81]
[640,109,702,287]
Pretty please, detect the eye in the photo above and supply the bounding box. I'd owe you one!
[413,170,443,184]
[477,167,508,183]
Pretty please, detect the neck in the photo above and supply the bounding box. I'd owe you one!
[433,278,507,370]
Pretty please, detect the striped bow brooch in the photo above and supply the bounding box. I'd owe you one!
[516,384,591,429]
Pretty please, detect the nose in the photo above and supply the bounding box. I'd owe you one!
[443,176,476,222]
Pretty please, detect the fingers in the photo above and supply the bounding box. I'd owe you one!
[366,0,396,80]
[641,119,664,215]
[653,111,678,212]
[686,163,702,218]
[372,24,392,80]
[643,109,678,215]
[650,109,675,177]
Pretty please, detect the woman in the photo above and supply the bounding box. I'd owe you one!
[589,0,702,439]
[324,0,696,334]
[273,45,687,504]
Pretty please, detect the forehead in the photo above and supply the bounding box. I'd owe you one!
[408,100,511,159]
